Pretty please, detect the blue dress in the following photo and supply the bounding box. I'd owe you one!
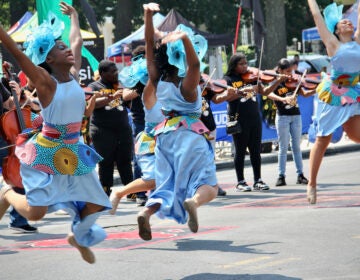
[134,99,164,181]
[147,80,217,224]
[309,41,360,141]
[15,77,111,247]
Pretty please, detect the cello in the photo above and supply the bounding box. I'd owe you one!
[0,64,32,188]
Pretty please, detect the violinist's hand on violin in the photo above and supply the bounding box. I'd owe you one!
[225,87,239,99]
[284,95,296,106]
[226,86,236,95]
[9,80,21,96]
[143,2,160,12]
[112,89,123,100]
[241,85,256,94]
[92,91,103,99]
[276,74,289,83]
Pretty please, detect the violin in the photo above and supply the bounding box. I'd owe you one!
[200,73,255,100]
[83,85,125,110]
[0,63,32,188]
[200,73,228,96]
[241,67,281,84]
[285,73,320,90]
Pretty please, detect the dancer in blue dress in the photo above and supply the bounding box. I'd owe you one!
[307,0,360,204]
[0,2,111,263]
[136,3,218,241]
[109,80,164,214]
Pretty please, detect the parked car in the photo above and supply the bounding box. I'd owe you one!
[296,54,330,79]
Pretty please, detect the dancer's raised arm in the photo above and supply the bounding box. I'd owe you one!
[144,3,160,85]
[307,0,340,56]
[60,1,83,77]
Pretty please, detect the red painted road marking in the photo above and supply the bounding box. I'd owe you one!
[223,192,360,208]
[0,226,236,253]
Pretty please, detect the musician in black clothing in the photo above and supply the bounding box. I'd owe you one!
[200,78,238,196]
[88,60,133,196]
[224,53,271,192]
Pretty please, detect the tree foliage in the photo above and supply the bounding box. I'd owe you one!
[0,0,353,58]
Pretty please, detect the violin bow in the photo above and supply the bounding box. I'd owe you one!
[285,69,308,109]
[21,88,37,109]
[292,69,308,97]
[256,37,265,86]
[200,68,217,96]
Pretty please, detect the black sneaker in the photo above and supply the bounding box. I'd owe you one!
[297,174,308,185]
[217,187,227,196]
[275,175,286,186]
[136,196,148,207]
[9,224,38,233]
[253,180,270,191]
[235,181,252,192]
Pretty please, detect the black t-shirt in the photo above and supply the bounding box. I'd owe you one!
[273,82,300,116]
[223,74,260,120]
[0,82,11,114]
[129,83,145,125]
[88,79,130,129]
[201,90,217,131]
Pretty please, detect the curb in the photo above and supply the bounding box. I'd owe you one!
[215,143,360,171]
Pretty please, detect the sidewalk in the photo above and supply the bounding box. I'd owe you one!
[113,136,359,185]
[214,135,360,170]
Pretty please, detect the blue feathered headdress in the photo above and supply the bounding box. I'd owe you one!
[324,3,344,33]
[24,12,65,65]
[118,55,148,88]
[166,24,208,77]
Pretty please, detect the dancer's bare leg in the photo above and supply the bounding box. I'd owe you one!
[137,203,160,241]
[343,115,360,143]
[109,179,155,214]
[307,135,331,204]
[80,202,104,218]
[2,188,47,221]
[184,184,218,233]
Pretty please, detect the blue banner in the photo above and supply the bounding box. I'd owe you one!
[211,95,315,143]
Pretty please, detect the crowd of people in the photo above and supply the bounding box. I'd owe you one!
[0,0,359,264]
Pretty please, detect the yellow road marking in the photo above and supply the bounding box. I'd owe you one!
[218,256,272,269]
[254,257,301,268]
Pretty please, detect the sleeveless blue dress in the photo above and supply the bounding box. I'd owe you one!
[15,77,111,247]
[147,80,217,224]
[134,99,164,180]
[309,41,360,141]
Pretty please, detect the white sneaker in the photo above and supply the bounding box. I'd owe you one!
[54,209,69,215]
[235,181,252,192]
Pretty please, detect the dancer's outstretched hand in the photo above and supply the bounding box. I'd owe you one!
[161,31,187,44]
[143,3,160,12]
[60,1,76,16]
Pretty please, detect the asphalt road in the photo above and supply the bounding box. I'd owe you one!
[1,149,360,280]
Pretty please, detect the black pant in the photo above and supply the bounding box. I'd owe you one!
[232,117,262,183]
[90,125,133,188]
